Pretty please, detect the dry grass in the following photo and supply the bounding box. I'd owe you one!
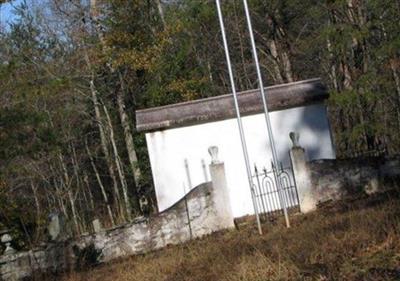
[60,191,400,281]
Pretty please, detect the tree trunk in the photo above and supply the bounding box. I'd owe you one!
[155,0,166,27]
[58,152,80,234]
[233,1,251,89]
[264,14,294,83]
[85,59,124,220]
[83,172,95,212]
[53,177,68,219]
[380,20,400,126]
[86,140,115,226]
[280,50,294,82]
[102,103,132,220]
[90,0,142,216]
[30,181,41,219]
[116,73,141,212]
[266,39,284,83]
[30,181,41,241]
[346,0,370,148]
[327,38,339,91]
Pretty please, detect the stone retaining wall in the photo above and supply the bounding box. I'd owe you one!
[290,143,400,212]
[0,162,234,281]
[308,156,400,203]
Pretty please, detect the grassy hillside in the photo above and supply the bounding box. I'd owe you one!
[62,191,400,281]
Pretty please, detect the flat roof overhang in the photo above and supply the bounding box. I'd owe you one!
[136,78,328,132]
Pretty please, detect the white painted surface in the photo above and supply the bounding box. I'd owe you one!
[290,148,316,213]
[146,103,336,218]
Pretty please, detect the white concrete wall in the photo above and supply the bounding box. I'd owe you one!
[146,103,336,218]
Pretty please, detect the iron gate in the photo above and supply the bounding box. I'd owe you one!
[252,162,299,220]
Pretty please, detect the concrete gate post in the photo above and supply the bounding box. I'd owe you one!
[208,146,235,229]
[289,132,316,213]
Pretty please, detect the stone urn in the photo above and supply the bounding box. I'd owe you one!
[1,231,15,255]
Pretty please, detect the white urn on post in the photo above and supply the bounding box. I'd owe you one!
[208,146,220,164]
[289,132,301,148]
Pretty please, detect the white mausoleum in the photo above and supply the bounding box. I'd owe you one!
[136,78,336,218]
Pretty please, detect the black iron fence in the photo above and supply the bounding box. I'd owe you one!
[252,162,300,221]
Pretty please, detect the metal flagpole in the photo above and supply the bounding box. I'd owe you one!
[242,0,290,228]
[215,0,263,235]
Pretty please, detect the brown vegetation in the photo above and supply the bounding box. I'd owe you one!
[60,191,400,281]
